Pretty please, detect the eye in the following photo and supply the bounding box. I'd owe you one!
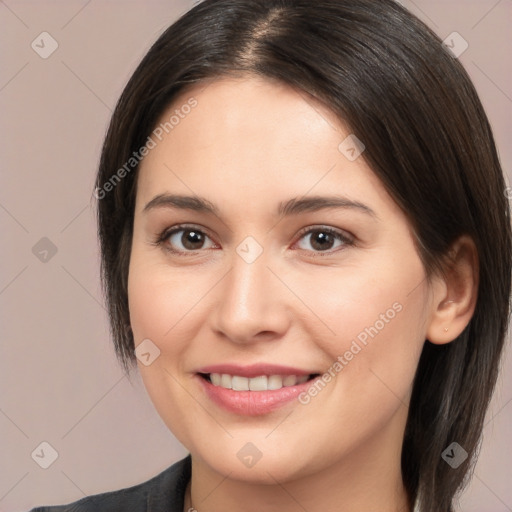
[154,224,353,256]
[294,226,353,254]
[155,224,216,254]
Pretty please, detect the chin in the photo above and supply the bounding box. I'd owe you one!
[189,438,319,484]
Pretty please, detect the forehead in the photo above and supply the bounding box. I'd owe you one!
[154,76,343,163]
[134,75,395,220]
[169,74,343,132]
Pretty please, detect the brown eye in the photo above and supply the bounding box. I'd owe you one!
[164,227,215,252]
[179,229,206,250]
[295,227,352,253]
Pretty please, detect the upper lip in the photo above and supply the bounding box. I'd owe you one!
[196,363,318,378]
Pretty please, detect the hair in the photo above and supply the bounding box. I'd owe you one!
[94,0,512,510]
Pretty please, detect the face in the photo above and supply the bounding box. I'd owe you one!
[128,75,432,483]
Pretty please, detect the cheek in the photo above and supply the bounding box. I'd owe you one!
[128,258,206,350]
[127,258,206,446]
[288,252,425,357]
[292,251,427,412]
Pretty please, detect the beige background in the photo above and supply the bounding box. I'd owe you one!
[1,1,511,510]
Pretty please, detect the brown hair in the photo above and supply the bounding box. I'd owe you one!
[94,1,512,509]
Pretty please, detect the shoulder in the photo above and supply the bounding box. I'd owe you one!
[28,455,191,512]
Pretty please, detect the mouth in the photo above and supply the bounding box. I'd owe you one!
[195,369,323,416]
[198,372,321,391]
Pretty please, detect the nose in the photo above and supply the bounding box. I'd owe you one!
[210,244,292,345]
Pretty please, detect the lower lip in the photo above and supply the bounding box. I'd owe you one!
[197,375,315,416]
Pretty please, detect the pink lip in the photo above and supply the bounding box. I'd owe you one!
[195,364,319,416]
[196,363,314,378]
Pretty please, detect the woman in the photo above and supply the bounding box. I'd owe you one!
[30,0,511,511]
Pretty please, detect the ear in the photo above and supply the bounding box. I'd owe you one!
[426,235,479,345]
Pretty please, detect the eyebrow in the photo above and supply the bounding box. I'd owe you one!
[143,194,220,215]
[143,193,377,218]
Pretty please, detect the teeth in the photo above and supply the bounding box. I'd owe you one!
[296,375,309,384]
[220,374,232,389]
[268,375,283,390]
[282,375,297,386]
[209,373,310,391]
[249,375,267,391]
[231,376,249,391]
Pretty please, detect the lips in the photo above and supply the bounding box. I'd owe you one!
[195,363,321,415]
[196,363,316,378]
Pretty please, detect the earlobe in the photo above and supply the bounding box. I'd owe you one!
[426,236,479,345]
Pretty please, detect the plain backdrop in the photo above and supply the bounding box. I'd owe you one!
[1,1,511,510]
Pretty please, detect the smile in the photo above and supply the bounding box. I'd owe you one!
[195,366,322,416]
[201,372,316,391]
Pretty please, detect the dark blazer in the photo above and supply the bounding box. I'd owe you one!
[29,455,191,512]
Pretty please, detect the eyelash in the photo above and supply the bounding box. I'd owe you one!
[152,223,354,257]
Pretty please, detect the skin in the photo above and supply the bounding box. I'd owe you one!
[128,75,478,512]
